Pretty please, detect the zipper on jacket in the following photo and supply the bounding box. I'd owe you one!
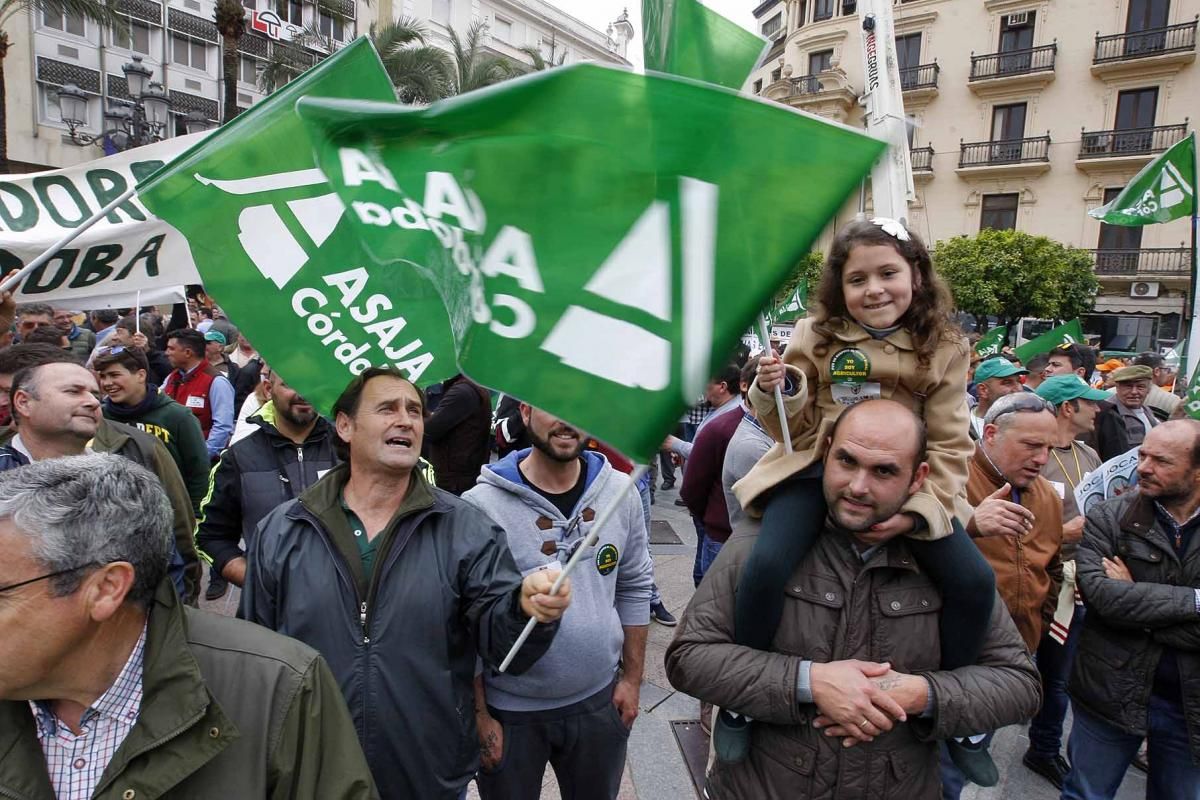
[360,601,369,644]
[297,446,304,465]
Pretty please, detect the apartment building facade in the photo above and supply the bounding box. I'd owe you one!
[5,0,630,173]
[751,0,1198,351]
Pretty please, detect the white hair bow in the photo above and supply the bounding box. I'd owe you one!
[870,217,911,242]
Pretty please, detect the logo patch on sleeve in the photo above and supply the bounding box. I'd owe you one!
[596,543,619,576]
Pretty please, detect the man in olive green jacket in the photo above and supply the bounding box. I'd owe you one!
[0,455,376,800]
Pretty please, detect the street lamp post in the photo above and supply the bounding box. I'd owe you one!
[57,55,211,150]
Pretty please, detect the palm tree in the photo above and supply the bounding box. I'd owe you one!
[369,17,452,104]
[518,30,565,72]
[255,36,313,94]
[213,0,245,124]
[0,0,123,172]
[447,20,516,95]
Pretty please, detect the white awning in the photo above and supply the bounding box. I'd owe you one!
[1092,295,1185,315]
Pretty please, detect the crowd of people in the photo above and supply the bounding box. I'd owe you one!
[0,215,1196,800]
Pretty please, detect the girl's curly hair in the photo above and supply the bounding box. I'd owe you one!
[810,219,962,369]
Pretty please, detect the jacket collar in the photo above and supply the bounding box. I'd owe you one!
[0,581,237,800]
[827,318,916,351]
[1120,489,1185,556]
[251,413,335,449]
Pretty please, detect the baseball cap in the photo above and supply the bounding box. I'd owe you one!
[1096,358,1125,372]
[974,358,1028,383]
[1112,364,1153,383]
[1036,375,1111,406]
[203,330,227,346]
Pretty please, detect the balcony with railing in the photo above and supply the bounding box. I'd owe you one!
[763,69,858,121]
[1089,248,1191,276]
[1092,19,1198,74]
[1078,122,1189,164]
[969,43,1057,94]
[912,146,931,172]
[958,134,1051,176]
[902,62,940,95]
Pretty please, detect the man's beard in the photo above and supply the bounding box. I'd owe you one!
[528,424,584,463]
[824,488,908,533]
[277,399,317,428]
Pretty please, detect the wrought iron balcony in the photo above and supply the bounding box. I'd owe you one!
[959,135,1050,168]
[910,146,934,171]
[970,43,1057,81]
[1094,20,1198,63]
[1089,248,1191,276]
[900,63,939,91]
[788,74,825,95]
[1079,123,1189,159]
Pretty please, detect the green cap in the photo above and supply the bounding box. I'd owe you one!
[975,357,1028,383]
[1035,375,1111,406]
[203,330,227,346]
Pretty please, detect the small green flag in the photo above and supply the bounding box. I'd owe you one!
[974,326,1007,359]
[138,39,458,415]
[297,64,883,460]
[767,280,807,324]
[1184,360,1200,421]
[1014,319,1085,363]
[1088,133,1195,225]
[642,0,767,90]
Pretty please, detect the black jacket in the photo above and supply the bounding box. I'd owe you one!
[1092,401,1133,462]
[1072,489,1200,761]
[197,414,339,576]
[232,356,263,411]
[425,375,492,494]
[239,465,557,798]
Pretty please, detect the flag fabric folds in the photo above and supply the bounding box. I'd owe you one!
[1014,319,1085,363]
[974,326,1007,359]
[137,38,459,416]
[1088,133,1195,226]
[642,0,767,91]
[296,63,884,460]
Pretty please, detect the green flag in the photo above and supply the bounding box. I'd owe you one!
[138,38,458,416]
[767,280,807,323]
[1014,319,1085,363]
[642,0,767,90]
[1184,357,1200,421]
[297,64,883,460]
[974,326,1007,359]
[1088,132,1196,225]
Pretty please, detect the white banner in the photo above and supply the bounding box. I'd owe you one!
[1075,446,1140,518]
[0,135,205,307]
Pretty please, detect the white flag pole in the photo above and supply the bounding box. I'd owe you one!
[135,291,142,335]
[0,185,140,294]
[757,314,794,455]
[498,464,649,673]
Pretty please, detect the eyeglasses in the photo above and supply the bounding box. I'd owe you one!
[0,562,100,595]
[982,393,1057,426]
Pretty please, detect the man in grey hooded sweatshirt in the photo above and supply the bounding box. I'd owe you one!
[463,403,654,800]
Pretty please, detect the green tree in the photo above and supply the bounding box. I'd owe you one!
[934,228,1098,333]
[770,251,823,314]
[370,18,452,103]
[447,20,516,94]
[214,0,245,124]
[518,30,566,71]
[0,0,123,172]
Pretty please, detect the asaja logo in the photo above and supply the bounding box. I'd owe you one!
[829,348,870,384]
[596,544,619,576]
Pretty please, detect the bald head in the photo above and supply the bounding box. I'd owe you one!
[823,400,930,534]
[828,399,927,471]
[1137,419,1200,506]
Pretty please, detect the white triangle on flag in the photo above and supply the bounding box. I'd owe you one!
[583,201,672,322]
[288,193,345,249]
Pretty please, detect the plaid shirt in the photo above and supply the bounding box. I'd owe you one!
[30,624,146,799]
[685,401,713,426]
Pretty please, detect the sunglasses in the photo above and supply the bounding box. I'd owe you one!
[982,393,1057,426]
[0,562,101,595]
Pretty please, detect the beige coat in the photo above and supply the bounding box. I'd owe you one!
[733,317,973,540]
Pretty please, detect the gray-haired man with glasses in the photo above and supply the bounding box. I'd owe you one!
[941,391,1065,800]
[0,454,376,799]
